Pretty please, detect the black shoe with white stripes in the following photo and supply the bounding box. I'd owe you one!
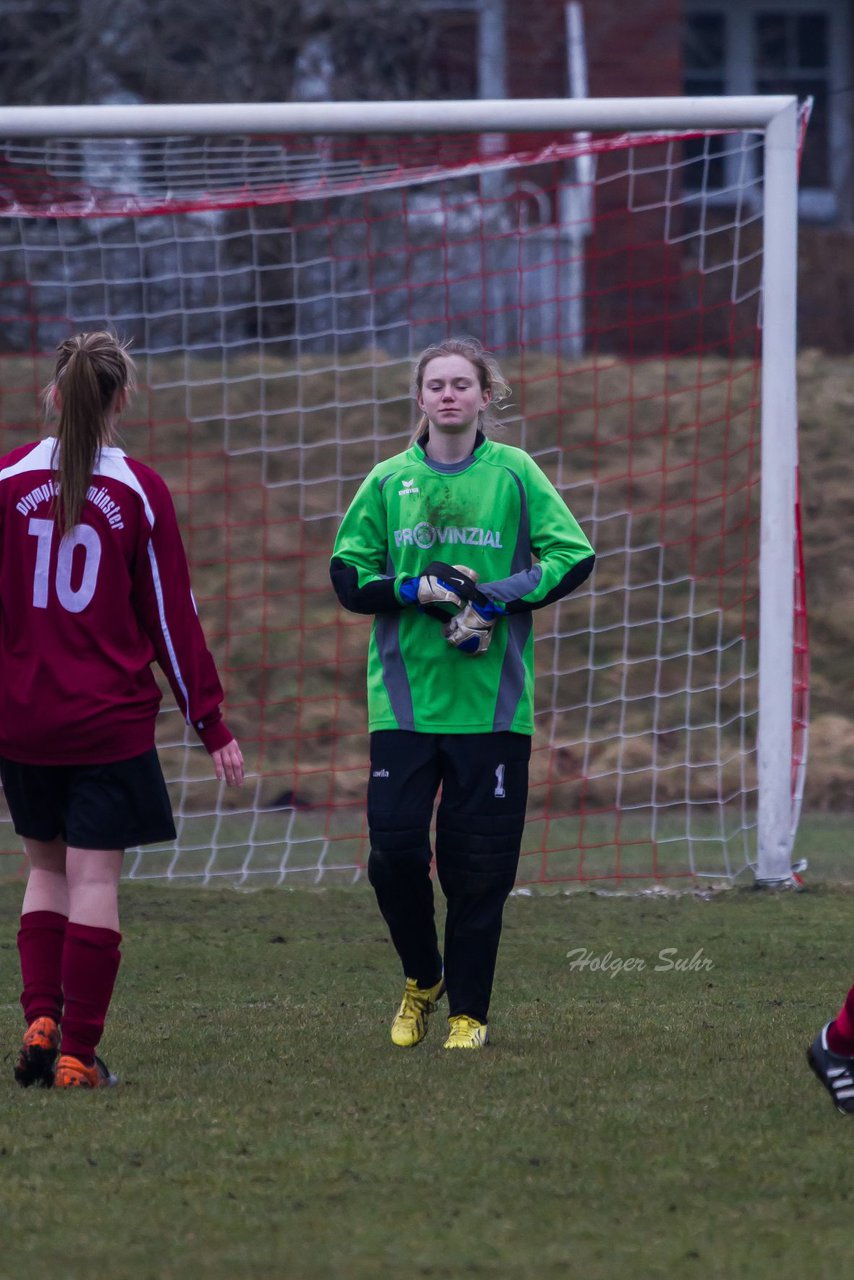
[807,1023,854,1114]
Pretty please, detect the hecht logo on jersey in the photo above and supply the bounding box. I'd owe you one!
[398,478,420,497]
[394,522,503,550]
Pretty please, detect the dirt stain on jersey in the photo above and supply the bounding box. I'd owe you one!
[424,485,467,529]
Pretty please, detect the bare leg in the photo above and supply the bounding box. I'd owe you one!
[21,837,68,917]
[66,847,123,931]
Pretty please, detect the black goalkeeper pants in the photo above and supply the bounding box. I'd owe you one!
[367,729,531,1025]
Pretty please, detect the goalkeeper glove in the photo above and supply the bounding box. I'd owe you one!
[399,562,479,609]
[443,597,504,656]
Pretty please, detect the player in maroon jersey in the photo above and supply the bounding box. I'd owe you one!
[1,331,244,1090]
[808,989,854,1114]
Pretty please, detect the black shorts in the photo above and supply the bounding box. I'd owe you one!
[367,730,532,836]
[0,748,176,850]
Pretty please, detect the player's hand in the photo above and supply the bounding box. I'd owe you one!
[443,598,503,655]
[213,738,245,786]
[400,561,479,608]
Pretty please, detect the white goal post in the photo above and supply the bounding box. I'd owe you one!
[0,96,803,887]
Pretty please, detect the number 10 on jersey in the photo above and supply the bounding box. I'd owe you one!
[29,517,102,614]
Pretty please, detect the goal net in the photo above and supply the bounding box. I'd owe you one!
[0,99,807,887]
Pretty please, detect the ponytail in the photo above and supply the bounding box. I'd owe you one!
[45,332,135,535]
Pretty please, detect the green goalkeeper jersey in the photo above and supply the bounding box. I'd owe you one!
[330,433,595,735]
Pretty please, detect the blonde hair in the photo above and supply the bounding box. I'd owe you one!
[44,331,136,535]
[411,336,511,440]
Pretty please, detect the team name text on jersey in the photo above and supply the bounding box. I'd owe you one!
[15,480,124,529]
[394,522,503,550]
[15,479,57,516]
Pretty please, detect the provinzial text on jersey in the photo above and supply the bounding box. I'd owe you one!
[15,480,125,529]
[393,522,503,550]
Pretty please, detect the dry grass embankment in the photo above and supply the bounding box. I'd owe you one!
[0,347,849,819]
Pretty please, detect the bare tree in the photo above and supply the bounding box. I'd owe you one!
[0,0,449,105]
[0,0,479,356]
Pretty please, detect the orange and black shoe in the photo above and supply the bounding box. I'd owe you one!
[14,1016,61,1088]
[54,1054,118,1090]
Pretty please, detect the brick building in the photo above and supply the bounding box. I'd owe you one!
[429,0,853,349]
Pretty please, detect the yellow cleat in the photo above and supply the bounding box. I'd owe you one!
[390,975,445,1047]
[443,1015,489,1049]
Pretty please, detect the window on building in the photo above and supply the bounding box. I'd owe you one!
[754,12,829,188]
[684,12,728,191]
[682,1,849,220]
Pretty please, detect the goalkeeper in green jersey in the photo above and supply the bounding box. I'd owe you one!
[330,337,594,1050]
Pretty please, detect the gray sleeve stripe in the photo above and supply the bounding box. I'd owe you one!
[483,565,543,603]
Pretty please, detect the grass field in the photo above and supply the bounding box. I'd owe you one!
[3,815,854,1280]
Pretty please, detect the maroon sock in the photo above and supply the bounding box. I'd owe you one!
[60,922,122,1065]
[17,910,67,1024]
[826,985,854,1056]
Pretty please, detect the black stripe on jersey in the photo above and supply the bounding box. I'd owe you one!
[330,557,402,615]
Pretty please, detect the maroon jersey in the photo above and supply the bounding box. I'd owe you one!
[0,437,233,765]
